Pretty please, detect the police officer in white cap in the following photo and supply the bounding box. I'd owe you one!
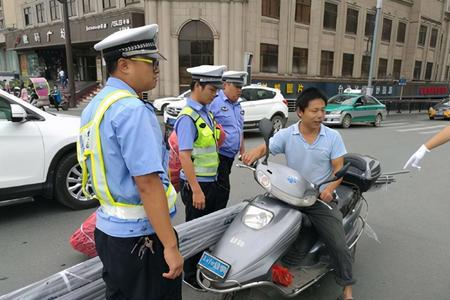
[174,64,226,288]
[209,71,247,210]
[78,24,183,300]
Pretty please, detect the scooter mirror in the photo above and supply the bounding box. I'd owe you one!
[259,118,273,165]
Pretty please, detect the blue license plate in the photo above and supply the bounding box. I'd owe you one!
[197,252,230,279]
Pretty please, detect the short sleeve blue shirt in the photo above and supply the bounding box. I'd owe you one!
[80,77,175,238]
[209,90,244,158]
[174,98,216,182]
[269,122,347,190]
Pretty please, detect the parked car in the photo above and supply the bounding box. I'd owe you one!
[324,90,387,128]
[428,98,450,120]
[153,90,191,114]
[163,84,288,137]
[0,89,96,210]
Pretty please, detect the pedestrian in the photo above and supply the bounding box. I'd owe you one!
[242,87,356,300]
[403,125,450,169]
[51,85,62,111]
[78,24,183,300]
[209,71,247,210]
[174,64,226,289]
[58,69,65,87]
[20,83,29,103]
[3,79,11,93]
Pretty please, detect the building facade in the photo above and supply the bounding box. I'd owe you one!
[0,0,20,77]
[5,0,145,82]
[147,0,450,99]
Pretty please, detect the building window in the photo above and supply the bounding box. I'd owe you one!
[83,0,94,13]
[345,8,358,34]
[342,53,354,77]
[430,28,438,48]
[262,0,280,19]
[125,0,140,4]
[67,0,77,17]
[425,62,433,80]
[50,0,60,20]
[24,7,32,26]
[365,13,375,37]
[295,0,310,25]
[292,47,308,74]
[377,58,388,78]
[397,22,406,43]
[323,2,337,31]
[393,59,402,79]
[361,55,370,78]
[381,18,392,42]
[103,0,116,10]
[260,43,278,73]
[418,25,427,46]
[413,61,422,79]
[320,50,334,76]
[36,3,44,23]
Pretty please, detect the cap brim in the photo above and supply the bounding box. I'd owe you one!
[146,52,167,61]
[209,82,223,89]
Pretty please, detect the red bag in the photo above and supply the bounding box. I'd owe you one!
[69,212,97,257]
[271,264,293,286]
[168,124,226,193]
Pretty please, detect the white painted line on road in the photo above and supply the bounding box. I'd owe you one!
[418,130,442,135]
[381,122,408,127]
[397,125,446,132]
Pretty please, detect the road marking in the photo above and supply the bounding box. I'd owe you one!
[418,130,442,135]
[396,125,446,132]
[381,122,408,127]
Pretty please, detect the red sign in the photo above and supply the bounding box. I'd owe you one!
[419,86,449,95]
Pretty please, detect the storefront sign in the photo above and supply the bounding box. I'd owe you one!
[111,19,130,27]
[60,28,65,39]
[47,31,53,42]
[22,34,29,44]
[86,23,108,31]
[34,32,41,43]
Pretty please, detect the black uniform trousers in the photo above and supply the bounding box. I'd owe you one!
[94,228,182,300]
[180,178,220,283]
[301,199,356,287]
[212,154,235,210]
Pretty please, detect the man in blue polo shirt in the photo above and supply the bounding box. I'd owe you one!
[242,87,355,300]
[79,25,183,300]
[209,70,247,210]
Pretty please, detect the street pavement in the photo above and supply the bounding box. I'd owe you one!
[1,111,450,299]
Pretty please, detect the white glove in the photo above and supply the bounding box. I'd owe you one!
[403,144,430,170]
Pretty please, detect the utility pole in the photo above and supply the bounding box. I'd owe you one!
[367,0,382,96]
[57,0,76,108]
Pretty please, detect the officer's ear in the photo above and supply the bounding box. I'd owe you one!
[116,58,132,75]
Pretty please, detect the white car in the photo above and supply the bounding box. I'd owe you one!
[153,90,191,114]
[163,84,288,135]
[0,90,96,210]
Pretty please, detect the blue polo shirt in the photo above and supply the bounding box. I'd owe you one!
[80,77,175,238]
[209,90,244,158]
[174,98,216,182]
[269,122,347,189]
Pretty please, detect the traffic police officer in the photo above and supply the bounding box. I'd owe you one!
[78,24,183,300]
[209,71,247,209]
[174,64,226,288]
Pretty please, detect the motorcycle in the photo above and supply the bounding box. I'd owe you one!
[193,119,401,299]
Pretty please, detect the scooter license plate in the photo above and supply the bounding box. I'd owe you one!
[197,252,230,279]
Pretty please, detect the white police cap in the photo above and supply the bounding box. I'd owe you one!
[222,71,248,87]
[187,65,227,89]
[94,24,166,60]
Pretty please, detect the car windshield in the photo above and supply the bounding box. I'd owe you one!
[328,95,356,105]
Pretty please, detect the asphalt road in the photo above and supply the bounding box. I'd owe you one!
[1,111,450,299]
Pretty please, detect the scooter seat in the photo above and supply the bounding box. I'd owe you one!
[335,185,355,214]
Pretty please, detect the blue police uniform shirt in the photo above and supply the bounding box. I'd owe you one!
[174,98,216,183]
[209,90,244,158]
[269,122,347,190]
[80,77,176,238]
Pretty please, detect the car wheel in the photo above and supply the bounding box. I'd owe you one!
[429,116,435,120]
[342,114,352,128]
[54,152,97,210]
[373,114,382,127]
[271,115,284,133]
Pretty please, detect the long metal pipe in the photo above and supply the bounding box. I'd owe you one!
[367,0,383,95]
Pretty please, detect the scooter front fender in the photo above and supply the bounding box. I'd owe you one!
[209,195,302,287]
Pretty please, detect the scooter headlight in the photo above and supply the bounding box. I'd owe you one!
[242,205,274,230]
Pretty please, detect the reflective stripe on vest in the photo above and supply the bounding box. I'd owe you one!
[178,106,220,177]
[77,89,177,219]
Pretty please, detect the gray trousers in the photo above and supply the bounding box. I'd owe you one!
[301,199,356,287]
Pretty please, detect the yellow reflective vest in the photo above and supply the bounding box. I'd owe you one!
[77,89,177,220]
[178,106,220,177]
